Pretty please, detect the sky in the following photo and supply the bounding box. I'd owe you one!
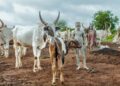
[0,0,120,28]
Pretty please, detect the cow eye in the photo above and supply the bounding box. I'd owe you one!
[55,27,60,31]
[44,26,49,31]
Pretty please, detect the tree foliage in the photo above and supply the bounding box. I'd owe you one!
[56,20,67,29]
[92,10,119,30]
[56,20,74,31]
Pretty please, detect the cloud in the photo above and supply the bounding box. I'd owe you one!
[0,0,120,27]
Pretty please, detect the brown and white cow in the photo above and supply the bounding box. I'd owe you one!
[39,12,67,85]
[49,37,66,85]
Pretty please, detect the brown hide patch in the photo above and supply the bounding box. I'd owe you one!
[49,44,55,53]
[68,40,81,48]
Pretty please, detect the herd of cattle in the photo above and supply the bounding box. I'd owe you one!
[0,12,119,85]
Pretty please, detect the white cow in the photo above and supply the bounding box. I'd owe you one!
[58,29,74,41]
[12,12,60,72]
[58,31,68,41]
[113,28,120,45]
[0,19,14,58]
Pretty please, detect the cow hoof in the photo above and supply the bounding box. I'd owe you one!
[15,66,20,69]
[38,67,43,70]
[76,66,81,70]
[61,81,64,85]
[33,68,38,72]
[51,82,56,86]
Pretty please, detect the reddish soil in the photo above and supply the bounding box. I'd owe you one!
[0,43,120,86]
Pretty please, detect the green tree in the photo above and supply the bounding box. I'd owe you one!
[56,20,67,30]
[92,10,119,30]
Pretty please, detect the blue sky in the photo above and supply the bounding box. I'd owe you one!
[0,0,120,28]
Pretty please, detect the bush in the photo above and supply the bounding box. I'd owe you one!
[102,33,116,42]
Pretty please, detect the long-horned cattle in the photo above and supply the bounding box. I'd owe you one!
[82,24,97,50]
[82,23,111,46]
[0,19,14,58]
[39,12,67,85]
[13,11,67,85]
[12,12,55,72]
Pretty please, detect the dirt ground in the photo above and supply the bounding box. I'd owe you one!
[0,43,120,86]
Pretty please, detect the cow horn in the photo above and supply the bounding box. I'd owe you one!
[108,23,111,29]
[104,23,107,30]
[82,23,87,29]
[39,11,47,26]
[0,19,4,28]
[54,11,60,25]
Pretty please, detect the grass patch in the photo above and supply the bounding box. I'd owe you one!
[102,33,116,42]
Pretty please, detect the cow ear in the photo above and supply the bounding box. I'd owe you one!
[55,27,60,31]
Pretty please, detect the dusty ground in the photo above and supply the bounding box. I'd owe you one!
[0,43,120,86]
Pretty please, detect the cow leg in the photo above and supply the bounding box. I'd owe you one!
[75,49,81,70]
[59,57,64,84]
[14,45,19,68]
[22,46,27,56]
[33,46,42,72]
[33,57,37,72]
[81,47,89,70]
[4,42,9,58]
[49,45,57,85]
[98,38,102,46]
[18,46,23,67]
[37,50,42,70]
[90,40,93,50]
[52,59,57,85]
[0,46,4,56]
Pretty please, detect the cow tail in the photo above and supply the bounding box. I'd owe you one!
[55,42,58,62]
[61,51,65,64]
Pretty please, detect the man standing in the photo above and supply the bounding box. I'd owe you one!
[74,22,89,70]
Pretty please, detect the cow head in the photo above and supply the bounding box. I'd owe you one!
[0,19,6,32]
[39,11,60,37]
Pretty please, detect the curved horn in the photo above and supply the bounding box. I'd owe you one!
[0,19,4,28]
[54,11,60,25]
[12,26,15,28]
[82,23,87,29]
[93,24,96,30]
[39,11,47,25]
[108,23,111,29]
